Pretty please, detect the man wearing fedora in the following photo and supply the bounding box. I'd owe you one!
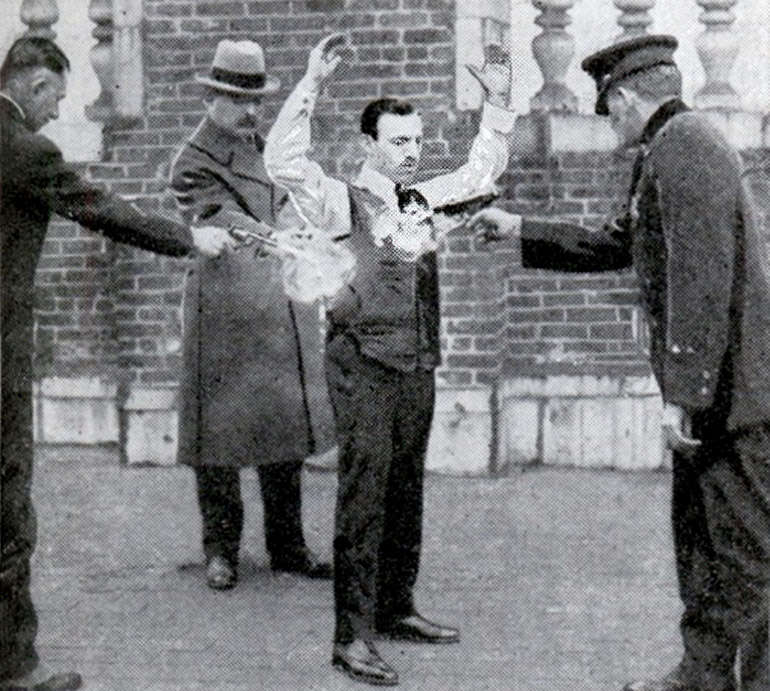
[470,35,770,691]
[169,40,334,591]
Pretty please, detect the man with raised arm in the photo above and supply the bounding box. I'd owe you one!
[264,34,516,686]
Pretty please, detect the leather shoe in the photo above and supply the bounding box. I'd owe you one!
[380,613,459,644]
[1,670,82,690]
[332,639,398,686]
[206,555,237,590]
[271,548,332,579]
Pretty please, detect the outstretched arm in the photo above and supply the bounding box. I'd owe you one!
[28,135,232,258]
[264,34,350,237]
[469,207,634,273]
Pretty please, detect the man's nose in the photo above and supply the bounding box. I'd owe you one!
[404,140,420,160]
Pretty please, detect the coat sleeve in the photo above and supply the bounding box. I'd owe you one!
[31,135,194,256]
[520,216,633,273]
[168,148,250,226]
[651,116,740,411]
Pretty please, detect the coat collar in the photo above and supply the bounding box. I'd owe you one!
[640,98,689,144]
[188,115,265,167]
[0,91,27,124]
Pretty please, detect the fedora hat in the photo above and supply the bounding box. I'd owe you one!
[196,40,280,95]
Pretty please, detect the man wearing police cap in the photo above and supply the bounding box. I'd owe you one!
[470,35,770,691]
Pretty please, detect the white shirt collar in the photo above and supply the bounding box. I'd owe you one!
[354,163,399,206]
[0,91,26,120]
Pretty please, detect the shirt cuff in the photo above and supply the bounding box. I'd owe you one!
[480,101,516,134]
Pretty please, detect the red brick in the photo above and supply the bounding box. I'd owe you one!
[145,19,177,34]
[379,11,428,26]
[509,308,565,323]
[151,3,193,16]
[541,324,588,339]
[269,15,327,31]
[435,369,473,386]
[542,292,586,307]
[566,307,618,322]
[474,336,499,352]
[403,28,451,44]
[506,295,540,308]
[446,354,499,369]
[196,2,245,15]
[229,17,268,31]
[247,1,291,13]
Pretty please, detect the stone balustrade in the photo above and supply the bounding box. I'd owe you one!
[18,0,144,126]
[456,0,760,123]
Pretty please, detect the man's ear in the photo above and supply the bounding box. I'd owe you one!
[360,132,376,157]
[28,67,50,95]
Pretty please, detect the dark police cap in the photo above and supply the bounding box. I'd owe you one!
[581,34,678,116]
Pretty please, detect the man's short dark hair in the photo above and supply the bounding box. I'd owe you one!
[360,98,415,140]
[0,37,70,87]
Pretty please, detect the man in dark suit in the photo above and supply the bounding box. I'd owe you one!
[471,35,770,691]
[266,34,516,686]
[169,39,332,592]
[0,37,234,691]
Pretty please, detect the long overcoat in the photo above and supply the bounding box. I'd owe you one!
[520,99,770,431]
[170,117,335,467]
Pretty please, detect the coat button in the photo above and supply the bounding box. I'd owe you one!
[703,371,711,380]
[701,386,709,396]
[670,344,681,354]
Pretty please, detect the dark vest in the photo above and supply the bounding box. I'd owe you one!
[327,185,440,372]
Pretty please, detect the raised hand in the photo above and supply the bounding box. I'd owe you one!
[466,44,511,108]
[306,33,347,88]
[190,225,237,258]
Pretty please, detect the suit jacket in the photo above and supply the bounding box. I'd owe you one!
[520,99,770,431]
[170,116,335,467]
[0,94,193,392]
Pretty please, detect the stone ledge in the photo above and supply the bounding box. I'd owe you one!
[33,377,119,445]
[498,374,668,471]
[427,386,494,476]
[121,385,178,467]
[511,109,768,155]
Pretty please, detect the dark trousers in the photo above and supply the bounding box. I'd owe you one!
[673,416,770,691]
[194,460,306,565]
[325,335,434,643]
[0,392,39,681]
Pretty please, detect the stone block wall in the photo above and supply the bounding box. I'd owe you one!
[29,0,770,472]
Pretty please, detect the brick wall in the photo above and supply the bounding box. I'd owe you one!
[32,0,770,404]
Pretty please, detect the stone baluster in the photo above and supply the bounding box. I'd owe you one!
[85,0,115,123]
[112,0,144,120]
[20,0,59,39]
[694,0,741,109]
[614,0,654,41]
[530,0,578,113]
